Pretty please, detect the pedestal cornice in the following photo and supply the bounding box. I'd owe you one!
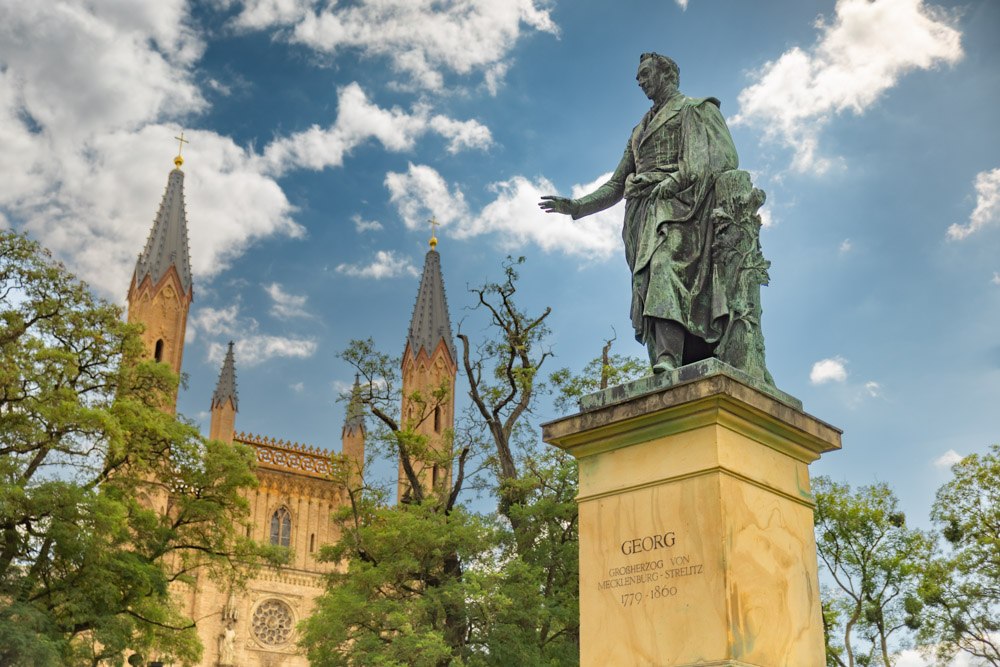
[543,361,841,463]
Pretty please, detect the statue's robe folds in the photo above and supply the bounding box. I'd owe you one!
[573,92,738,347]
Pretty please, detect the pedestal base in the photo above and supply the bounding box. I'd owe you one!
[543,362,841,667]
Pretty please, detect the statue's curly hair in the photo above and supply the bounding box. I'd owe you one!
[639,52,679,85]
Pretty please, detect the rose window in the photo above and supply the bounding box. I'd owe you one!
[251,599,294,645]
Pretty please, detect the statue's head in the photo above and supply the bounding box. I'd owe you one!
[637,52,679,102]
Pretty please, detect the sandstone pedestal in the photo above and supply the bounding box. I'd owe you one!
[542,360,841,667]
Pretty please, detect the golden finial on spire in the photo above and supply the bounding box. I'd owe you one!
[428,217,440,250]
[173,131,189,168]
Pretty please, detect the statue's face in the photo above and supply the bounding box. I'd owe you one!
[636,59,673,102]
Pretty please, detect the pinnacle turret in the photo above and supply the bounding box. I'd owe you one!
[405,247,456,362]
[342,374,365,438]
[211,342,239,411]
[132,164,193,295]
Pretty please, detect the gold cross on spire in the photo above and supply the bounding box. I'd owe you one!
[429,217,440,250]
[173,131,189,168]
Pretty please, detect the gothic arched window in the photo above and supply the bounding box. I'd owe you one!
[270,507,292,547]
[154,339,164,362]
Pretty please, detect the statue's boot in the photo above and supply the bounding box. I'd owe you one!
[649,319,684,374]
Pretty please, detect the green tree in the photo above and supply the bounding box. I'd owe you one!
[457,256,553,524]
[301,257,644,666]
[303,489,491,667]
[472,448,579,666]
[0,230,264,666]
[300,333,477,666]
[814,476,932,667]
[918,445,1000,666]
[456,257,579,663]
[457,259,644,663]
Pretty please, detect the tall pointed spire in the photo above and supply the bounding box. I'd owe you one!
[133,153,193,295]
[405,233,456,363]
[212,342,239,410]
[341,374,366,479]
[342,374,365,438]
[209,342,238,443]
[398,226,457,502]
[126,148,195,408]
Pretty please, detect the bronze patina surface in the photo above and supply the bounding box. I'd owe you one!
[540,53,773,385]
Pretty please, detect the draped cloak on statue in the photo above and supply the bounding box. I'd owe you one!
[572,91,738,348]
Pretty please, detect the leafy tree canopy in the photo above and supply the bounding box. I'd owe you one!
[919,445,1000,666]
[814,476,932,667]
[0,230,267,666]
[301,257,644,666]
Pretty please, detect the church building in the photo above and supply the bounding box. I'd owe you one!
[125,147,457,666]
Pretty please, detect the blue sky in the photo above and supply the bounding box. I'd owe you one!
[2,0,999,550]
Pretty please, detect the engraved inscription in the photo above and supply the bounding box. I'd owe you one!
[598,558,664,590]
[603,532,705,606]
[620,532,676,555]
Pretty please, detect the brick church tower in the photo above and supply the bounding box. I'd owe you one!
[124,145,365,666]
[398,231,457,502]
[126,148,193,413]
[210,341,238,444]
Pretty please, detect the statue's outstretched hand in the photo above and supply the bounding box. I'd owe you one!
[538,195,577,217]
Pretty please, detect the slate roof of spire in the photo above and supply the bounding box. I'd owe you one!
[343,374,365,437]
[211,342,238,411]
[406,248,456,362]
[133,167,193,294]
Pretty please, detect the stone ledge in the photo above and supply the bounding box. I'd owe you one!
[580,358,801,411]
[543,363,841,460]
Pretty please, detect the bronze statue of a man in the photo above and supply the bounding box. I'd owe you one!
[540,53,742,374]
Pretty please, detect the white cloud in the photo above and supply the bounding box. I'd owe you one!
[290,381,305,393]
[191,303,317,367]
[228,0,558,92]
[0,5,490,300]
[336,250,420,279]
[353,214,383,233]
[934,449,964,469]
[260,83,492,177]
[0,0,204,141]
[0,2,300,298]
[205,78,232,96]
[384,164,623,261]
[385,163,469,231]
[946,167,1000,240]
[483,62,510,97]
[107,127,302,293]
[758,205,774,229]
[208,336,317,367]
[189,304,241,336]
[331,379,353,398]
[731,0,962,172]
[839,238,853,254]
[841,378,885,408]
[992,272,1000,285]
[264,282,311,319]
[675,0,690,9]
[810,356,848,384]
[429,115,495,153]
[808,360,882,406]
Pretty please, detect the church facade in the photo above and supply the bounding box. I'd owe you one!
[125,150,457,666]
